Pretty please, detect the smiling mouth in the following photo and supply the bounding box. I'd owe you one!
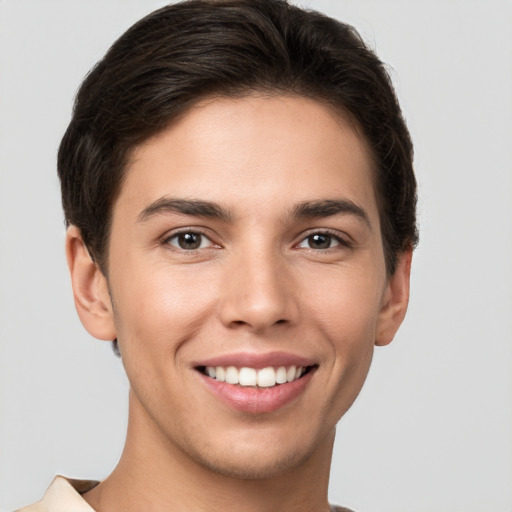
[196,365,316,388]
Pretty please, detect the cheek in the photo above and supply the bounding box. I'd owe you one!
[308,266,384,333]
[304,265,385,380]
[110,262,219,359]
[110,266,220,418]
[309,274,382,420]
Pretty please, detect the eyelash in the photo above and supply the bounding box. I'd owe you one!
[296,229,352,251]
[162,228,351,252]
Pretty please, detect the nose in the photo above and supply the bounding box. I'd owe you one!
[218,248,299,333]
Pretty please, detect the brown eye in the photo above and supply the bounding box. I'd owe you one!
[298,233,341,250]
[309,234,331,249]
[166,231,210,250]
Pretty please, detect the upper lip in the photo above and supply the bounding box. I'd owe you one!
[193,351,316,369]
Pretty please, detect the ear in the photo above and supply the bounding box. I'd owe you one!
[375,249,412,347]
[66,226,116,341]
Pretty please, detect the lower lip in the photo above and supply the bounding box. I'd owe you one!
[198,369,315,414]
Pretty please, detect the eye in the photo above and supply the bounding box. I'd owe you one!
[298,232,342,250]
[165,231,213,250]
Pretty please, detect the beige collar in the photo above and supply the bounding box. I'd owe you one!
[16,475,99,512]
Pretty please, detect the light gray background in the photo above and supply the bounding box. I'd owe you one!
[1,1,511,511]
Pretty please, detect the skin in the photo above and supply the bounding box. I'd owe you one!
[67,95,411,512]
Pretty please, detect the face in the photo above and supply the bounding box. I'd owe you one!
[82,95,408,479]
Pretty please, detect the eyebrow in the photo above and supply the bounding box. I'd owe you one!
[292,199,371,229]
[137,196,370,228]
[137,197,232,222]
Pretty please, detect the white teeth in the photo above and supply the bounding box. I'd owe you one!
[216,366,226,382]
[225,366,239,384]
[275,366,287,384]
[204,364,308,387]
[239,367,257,386]
[257,367,276,387]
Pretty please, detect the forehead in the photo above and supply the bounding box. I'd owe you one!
[117,94,378,224]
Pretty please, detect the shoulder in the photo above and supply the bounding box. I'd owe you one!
[14,476,99,512]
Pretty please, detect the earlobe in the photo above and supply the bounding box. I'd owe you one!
[375,249,412,347]
[66,226,116,341]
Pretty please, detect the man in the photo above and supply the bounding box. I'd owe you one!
[18,0,417,510]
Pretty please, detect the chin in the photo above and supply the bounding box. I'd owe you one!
[181,425,332,481]
[192,447,311,480]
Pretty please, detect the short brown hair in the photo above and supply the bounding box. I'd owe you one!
[58,0,418,275]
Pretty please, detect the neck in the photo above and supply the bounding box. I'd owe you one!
[84,390,334,512]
